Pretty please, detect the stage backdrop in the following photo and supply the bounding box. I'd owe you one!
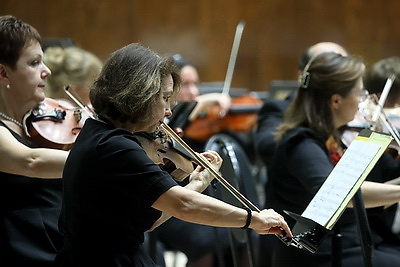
[3,0,400,93]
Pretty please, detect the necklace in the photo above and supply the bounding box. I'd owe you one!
[0,112,23,128]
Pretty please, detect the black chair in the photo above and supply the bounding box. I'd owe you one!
[204,133,261,267]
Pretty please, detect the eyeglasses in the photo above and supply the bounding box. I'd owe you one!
[357,89,369,103]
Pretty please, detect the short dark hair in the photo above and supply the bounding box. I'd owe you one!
[0,15,42,69]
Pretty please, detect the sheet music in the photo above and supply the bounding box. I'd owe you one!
[302,140,380,228]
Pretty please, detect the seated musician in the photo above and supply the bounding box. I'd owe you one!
[55,43,291,267]
[265,52,400,266]
[256,42,348,266]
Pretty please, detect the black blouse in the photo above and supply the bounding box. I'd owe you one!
[0,121,63,267]
[57,118,177,266]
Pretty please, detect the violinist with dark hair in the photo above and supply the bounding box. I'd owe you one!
[0,15,69,266]
[55,43,292,267]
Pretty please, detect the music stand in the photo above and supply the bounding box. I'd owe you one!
[277,129,391,266]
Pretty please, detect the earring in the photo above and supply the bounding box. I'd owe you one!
[5,84,10,89]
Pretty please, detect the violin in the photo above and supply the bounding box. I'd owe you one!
[25,97,90,150]
[135,131,194,181]
[184,94,262,142]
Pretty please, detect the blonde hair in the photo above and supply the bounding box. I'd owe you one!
[44,46,103,103]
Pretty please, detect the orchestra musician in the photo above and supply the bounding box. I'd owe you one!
[255,41,348,166]
[54,43,292,267]
[266,52,400,266]
[256,41,348,266]
[0,15,69,266]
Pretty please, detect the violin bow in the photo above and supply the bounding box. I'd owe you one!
[63,85,96,119]
[160,122,290,239]
[222,21,245,95]
[372,74,396,122]
[159,120,260,212]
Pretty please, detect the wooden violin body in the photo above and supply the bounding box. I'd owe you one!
[25,98,90,150]
[136,132,194,181]
[185,94,262,142]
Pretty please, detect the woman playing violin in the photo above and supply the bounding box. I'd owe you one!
[0,15,69,266]
[55,43,292,267]
[267,52,400,266]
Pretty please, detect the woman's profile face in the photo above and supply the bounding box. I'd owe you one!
[5,41,51,108]
[145,74,174,132]
[178,65,199,101]
[332,77,364,128]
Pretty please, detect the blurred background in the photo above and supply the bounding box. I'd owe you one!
[3,0,399,94]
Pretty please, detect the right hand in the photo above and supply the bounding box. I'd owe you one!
[189,150,222,186]
[189,93,232,121]
[251,209,293,238]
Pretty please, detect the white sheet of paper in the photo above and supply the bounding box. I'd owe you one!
[301,140,380,227]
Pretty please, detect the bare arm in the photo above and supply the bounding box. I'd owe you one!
[152,186,292,237]
[359,181,400,208]
[384,176,400,185]
[148,150,221,231]
[0,127,68,178]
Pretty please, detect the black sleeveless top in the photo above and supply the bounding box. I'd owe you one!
[0,121,63,267]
